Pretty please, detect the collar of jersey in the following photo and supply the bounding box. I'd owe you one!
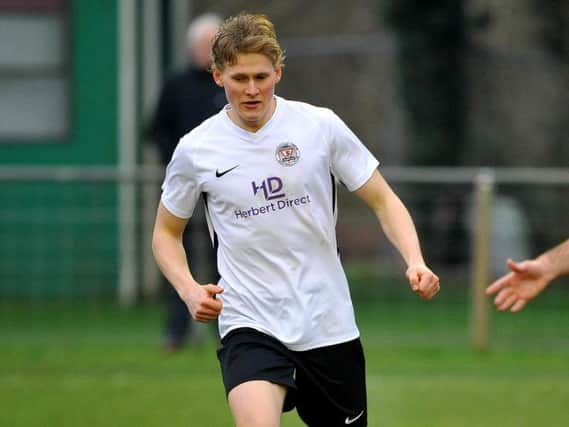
[222,95,281,141]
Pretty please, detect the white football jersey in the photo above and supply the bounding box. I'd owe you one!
[161,96,379,351]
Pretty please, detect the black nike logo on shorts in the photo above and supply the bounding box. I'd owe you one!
[215,165,239,178]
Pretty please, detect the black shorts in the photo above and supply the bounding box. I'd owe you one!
[217,328,367,427]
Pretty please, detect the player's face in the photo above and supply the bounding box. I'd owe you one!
[213,53,282,132]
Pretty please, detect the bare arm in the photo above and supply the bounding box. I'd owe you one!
[486,239,569,312]
[354,169,440,300]
[539,238,569,278]
[152,202,223,322]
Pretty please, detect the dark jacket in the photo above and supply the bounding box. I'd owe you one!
[150,66,226,165]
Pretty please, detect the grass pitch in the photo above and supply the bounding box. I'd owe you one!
[1,283,568,426]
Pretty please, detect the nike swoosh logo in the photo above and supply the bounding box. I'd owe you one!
[215,165,239,178]
[345,410,364,425]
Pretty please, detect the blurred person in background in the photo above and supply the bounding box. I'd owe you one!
[486,239,569,313]
[149,13,225,352]
[152,12,440,426]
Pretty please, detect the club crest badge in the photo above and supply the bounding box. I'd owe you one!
[275,142,300,167]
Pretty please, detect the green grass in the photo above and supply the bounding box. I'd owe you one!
[1,289,569,426]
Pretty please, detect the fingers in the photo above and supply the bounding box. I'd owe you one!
[409,268,440,300]
[509,299,527,313]
[507,258,528,274]
[492,288,528,313]
[203,284,224,302]
[493,287,512,306]
[419,276,440,300]
[496,293,526,312]
[485,273,513,296]
[486,258,530,296]
[194,299,222,322]
[408,272,420,292]
[192,285,224,322]
[496,292,518,312]
[194,307,221,322]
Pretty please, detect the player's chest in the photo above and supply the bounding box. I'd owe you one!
[201,138,327,204]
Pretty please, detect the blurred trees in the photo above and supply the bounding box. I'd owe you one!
[381,0,467,166]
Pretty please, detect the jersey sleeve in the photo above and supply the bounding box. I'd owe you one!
[160,140,201,219]
[327,110,379,192]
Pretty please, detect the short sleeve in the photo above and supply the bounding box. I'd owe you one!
[160,141,201,219]
[327,111,379,192]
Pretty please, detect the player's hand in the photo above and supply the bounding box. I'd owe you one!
[183,283,224,322]
[406,264,440,300]
[485,258,550,312]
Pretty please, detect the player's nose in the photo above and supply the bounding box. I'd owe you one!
[245,80,259,95]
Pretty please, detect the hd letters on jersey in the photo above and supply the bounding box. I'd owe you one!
[252,176,285,201]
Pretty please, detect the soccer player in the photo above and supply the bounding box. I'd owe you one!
[152,12,440,427]
[486,239,569,313]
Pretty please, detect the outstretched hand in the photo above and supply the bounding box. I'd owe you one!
[183,284,224,322]
[406,265,440,300]
[486,258,550,313]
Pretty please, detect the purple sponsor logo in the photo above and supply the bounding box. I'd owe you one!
[252,176,285,201]
[234,176,311,219]
[234,195,312,219]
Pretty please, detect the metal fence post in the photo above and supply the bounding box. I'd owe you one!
[118,0,138,306]
[470,169,494,351]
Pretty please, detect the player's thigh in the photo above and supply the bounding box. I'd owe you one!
[217,328,296,398]
[228,380,287,427]
[295,338,367,426]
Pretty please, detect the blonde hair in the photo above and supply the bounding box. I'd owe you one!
[211,13,285,72]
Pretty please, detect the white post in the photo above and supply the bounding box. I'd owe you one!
[140,0,163,299]
[118,0,138,306]
[470,169,494,350]
[170,0,192,68]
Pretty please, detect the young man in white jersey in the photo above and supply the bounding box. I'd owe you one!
[152,13,440,427]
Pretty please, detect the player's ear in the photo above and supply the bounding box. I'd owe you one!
[212,68,224,87]
[274,66,282,84]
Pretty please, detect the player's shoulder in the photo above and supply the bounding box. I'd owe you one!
[177,112,223,151]
[278,97,337,129]
[279,97,334,117]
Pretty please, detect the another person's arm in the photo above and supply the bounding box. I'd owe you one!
[486,239,569,312]
[354,169,440,300]
[152,202,223,322]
